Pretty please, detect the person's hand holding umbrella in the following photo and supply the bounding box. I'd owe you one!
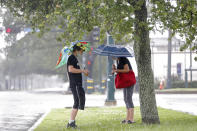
[112,64,117,74]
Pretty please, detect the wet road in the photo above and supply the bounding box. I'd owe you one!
[0,91,69,131]
[0,89,197,131]
[156,94,197,116]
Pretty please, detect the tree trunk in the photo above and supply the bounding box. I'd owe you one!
[14,78,15,90]
[31,75,33,90]
[134,0,160,124]
[19,76,21,90]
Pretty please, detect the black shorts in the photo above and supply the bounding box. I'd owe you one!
[70,82,85,110]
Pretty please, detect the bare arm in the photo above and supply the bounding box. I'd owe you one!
[115,64,130,73]
[68,65,84,73]
[68,65,89,76]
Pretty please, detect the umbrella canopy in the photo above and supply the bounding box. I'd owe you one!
[56,40,91,69]
[93,45,134,57]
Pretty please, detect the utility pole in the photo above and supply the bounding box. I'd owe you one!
[190,44,192,81]
[105,33,116,106]
[167,30,172,89]
[99,55,102,91]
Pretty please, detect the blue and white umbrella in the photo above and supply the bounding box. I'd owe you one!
[93,45,134,57]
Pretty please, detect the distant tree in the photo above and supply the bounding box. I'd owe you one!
[6,32,66,77]
[2,9,25,45]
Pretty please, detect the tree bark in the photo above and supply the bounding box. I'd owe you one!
[134,0,160,124]
[19,76,21,90]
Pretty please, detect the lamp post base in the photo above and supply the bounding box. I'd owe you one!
[104,100,117,106]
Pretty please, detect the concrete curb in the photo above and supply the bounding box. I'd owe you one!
[156,91,197,94]
[28,110,51,131]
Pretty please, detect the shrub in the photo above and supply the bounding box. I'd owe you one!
[153,79,197,89]
[171,81,197,88]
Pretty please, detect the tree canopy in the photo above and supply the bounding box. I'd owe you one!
[1,0,197,54]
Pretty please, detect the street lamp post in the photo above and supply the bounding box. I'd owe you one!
[167,30,172,89]
[105,33,117,106]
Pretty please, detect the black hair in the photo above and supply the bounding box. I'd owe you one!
[118,57,127,60]
[72,44,83,52]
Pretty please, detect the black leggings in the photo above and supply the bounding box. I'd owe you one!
[123,86,134,109]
